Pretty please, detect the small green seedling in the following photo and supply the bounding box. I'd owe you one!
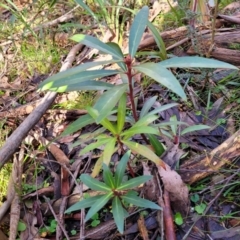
[65,151,161,233]
[158,115,210,144]
[174,212,183,226]
[195,203,207,214]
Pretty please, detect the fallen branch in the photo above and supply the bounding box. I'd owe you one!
[179,129,240,184]
[0,43,84,170]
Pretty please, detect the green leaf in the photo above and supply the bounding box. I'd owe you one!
[160,129,174,139]
[39,59,116,89]
[117,93,127,133]
[158,56,239,69]
[133,63,186,100]
[80,137,112,155]
[115,150,131,187]
[154,121,188,128]
[72,127,106,147]
[117,175,152,191]
[55,80,113,92]
[181,125,210,135]
[195,203,206,214]
[129,6,149,57]
[112,196,127,234]
[71,34,123,60]
[106,42,127,71]
[174,212,183,226]
[147,134,165,156]
[102,164,115,188]
[93,84,128,123]
[122,140,162,165]
[40,69,120,91]
[61,114,95,136]
[122,192,161,210]
[85,192,113,221]
[87,106,118,134]
[140,96,157,118]
[65,195,103,214]
[75,0,99,22]
[132,114,158,128]
[102,138,117,165]
[17,221,27,232]
[147,21,167,60]
[170,115,178,136]
[146,103,179,116]
[121,126,159,139]
[80,174,111,191]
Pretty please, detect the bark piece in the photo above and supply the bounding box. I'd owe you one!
[158,165,189,216]
[179,129,240,184]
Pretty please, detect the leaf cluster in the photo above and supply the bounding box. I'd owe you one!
[65,151,161,233]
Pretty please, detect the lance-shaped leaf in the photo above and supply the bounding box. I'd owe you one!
[134,63,186,100]
[102,163,115,188]
[170,115,178,136]
[129,6,149,57]
[65,195,103,214]
[146,103,179,116]
[181,124,210,135]
[87,106,118,134]
[93,84,128,123]
[117,93,127,133]
[122,140,164,166]
[106,42,127,71]
[147,134,165,156]
[115,150,131,187]
[72,127,106,147]
[147,21,167,60]
[140,96,157,118]
[71,34,123,59]
[61,114,95,136]
[53,80,113,92]
[102,138,117,165]
[122,191,161,210]
[121,126,159,140]
[117,175,152,191]
[40,69,120,91]
[39,59,116,90]
[75,0,98,21]
[80,137,111,155]
[85,192,113,221]
[158,56,239,69]
[132,114,158,128]
[80,174,111,192]
[112,196,127,234]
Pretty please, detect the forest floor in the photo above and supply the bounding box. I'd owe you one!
[0,0,240,239]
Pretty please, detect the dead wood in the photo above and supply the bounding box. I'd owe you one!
[0,43,84,170]
[139,25,240,65]
[187,30,240,64]
[179,129,240,184]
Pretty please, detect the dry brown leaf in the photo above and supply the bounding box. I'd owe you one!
[142,162,158,201]
[158,164,189,216]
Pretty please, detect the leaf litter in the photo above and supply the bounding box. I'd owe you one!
[1,1,240,240]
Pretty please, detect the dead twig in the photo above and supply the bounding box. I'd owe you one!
[43,196,70,240]
[9,147,24,240]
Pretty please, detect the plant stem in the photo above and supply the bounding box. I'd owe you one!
[125,55,138,122]
[125,55,150,145]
